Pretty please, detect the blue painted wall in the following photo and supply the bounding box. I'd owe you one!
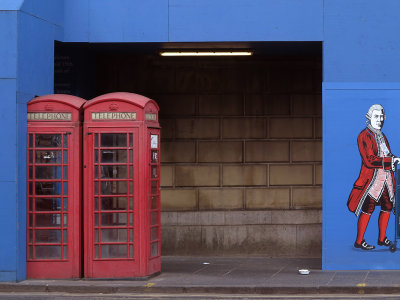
[0,0,63,281]
[0,0,399,279]
[323,0,400,82]
[63,0,323,42]
[322,0,400,269]
[323,83,400,269]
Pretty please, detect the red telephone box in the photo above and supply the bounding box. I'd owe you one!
[27,94,85,279]
[83,92,161,278]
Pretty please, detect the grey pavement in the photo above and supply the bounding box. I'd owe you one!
[1,257,400,297]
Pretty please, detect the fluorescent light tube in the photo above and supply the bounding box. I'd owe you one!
[160,51,253,57]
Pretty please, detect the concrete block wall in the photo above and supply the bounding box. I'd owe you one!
[94,54,322,257]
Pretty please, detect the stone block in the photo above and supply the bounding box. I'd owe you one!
[146,67,175,93]
[270,209,322,224]
[161,212,178,225]
[199,188,244,210]
[201,226,225,253]
[175,211,200,225]
[175,165,220,186]
[199,94,243,116]
[198,141,243,162]
[245,66,266,92]
[161,226,203,255]
[296,224,322,257]
[161,141,196,163]
[224,211,272,225]
[291,94,319,116]
[159,118,175,139]
[244,225,297,256]
[198,95,220,116]
[245,94,264,116]
[245,141,289,162]
[292,187,322,209]
[315,164,322,185]
[269,68,292,93]
[220,94,244,115]
[198,211,226,225]
[160,165,173,187]
[292,69,314,93]
[314,64,322,92]
[315,117,322,138]
[176,118,220,139]
[219,67,245,92]
[245,188,290,209]
[315,95,322,116]
[269,118,313,138]
[269,165,313,185]
[197,67,222,92]
[161,189,197,211]
[265,94,291,115]
[291,141,322,162]
[223,165,267,186]
[175,68,197,93]
[222,118,266,139]
[156,94,196,116]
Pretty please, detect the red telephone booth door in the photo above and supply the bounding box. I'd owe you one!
[27,129,80,278]
[84,128,141,278]
[27,95,84,279]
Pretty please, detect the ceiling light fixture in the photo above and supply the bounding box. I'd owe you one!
[160,51,253,57]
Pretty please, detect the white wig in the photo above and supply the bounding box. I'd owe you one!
[366,104,386,122]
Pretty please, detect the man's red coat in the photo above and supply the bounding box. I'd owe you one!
[347,127,394,216]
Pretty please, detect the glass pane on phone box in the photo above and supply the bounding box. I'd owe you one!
[151,150,158,163]
[35,166,62,179]
[151,180,158,194]
[35,246,61,259]
[101,213,127,226]
[35,214,61,227]
[151,227,158,241]
[151,242,158,257]
[101,133,127,147]
[35,198,61,211]
[101,197,127,210]
[35,229,61,243]
[100,181,127,195]
[101,228,127,242]
[151,196,158,209]
[101,244,127,259]
[101,165,127,179]
[35,182,62,195]
[101,150,127,163]
[151,212,158,225]
[35,134,62,148]
[35,150,61,163]
[151,166,158,178]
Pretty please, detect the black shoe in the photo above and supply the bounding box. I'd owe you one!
[354,240,375,250]
[378,237,392,246]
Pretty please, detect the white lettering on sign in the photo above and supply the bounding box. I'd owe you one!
[27,112,72,121]
[92,112,137,120]
[145,113,157,121]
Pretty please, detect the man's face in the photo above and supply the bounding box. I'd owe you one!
[370,109,385,130]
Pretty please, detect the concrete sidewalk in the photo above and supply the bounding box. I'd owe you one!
[2,257,400,295]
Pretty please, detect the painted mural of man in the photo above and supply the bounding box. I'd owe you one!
[347,104,400,250]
